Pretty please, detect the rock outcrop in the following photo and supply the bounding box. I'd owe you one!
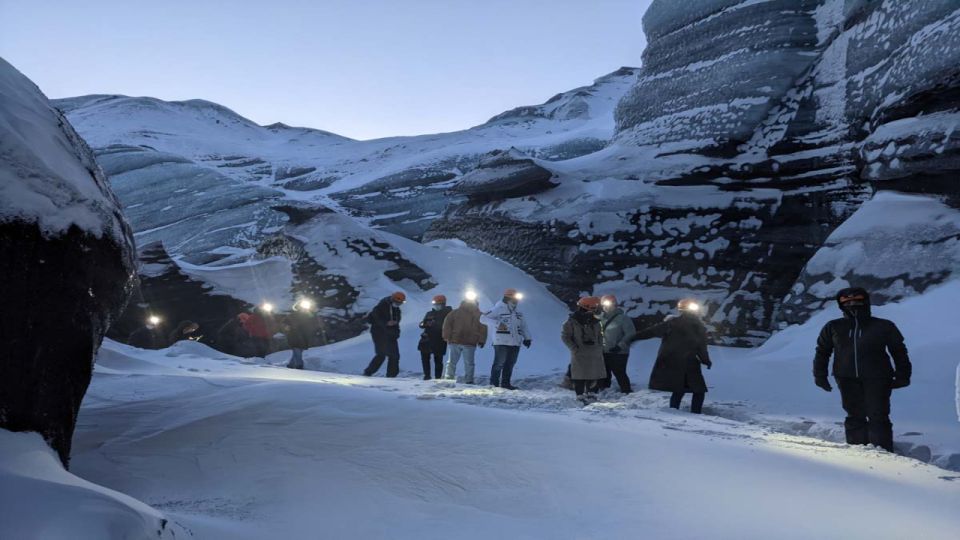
[0,59,136,466]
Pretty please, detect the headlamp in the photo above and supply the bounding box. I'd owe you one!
[515,292,524,301]
[261,302,275,313]
[465,290,478,301]
[147,315,161,326]
[297,298,314,310]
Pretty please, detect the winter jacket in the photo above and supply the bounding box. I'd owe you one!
[813,307,910,381]
[635,313,711,393]
[239,312,272,339]
[418,306,452,352]
[562,310,606,380]
[442,301,488,346]
[368,296,402,341]
[482,301,531,347]
[600,308,635,354]
[286,310,317,350]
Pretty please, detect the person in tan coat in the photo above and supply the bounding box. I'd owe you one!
[562,296,607,404]
[441,297,488,384]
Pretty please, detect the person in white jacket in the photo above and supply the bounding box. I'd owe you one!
[482,288,532,389]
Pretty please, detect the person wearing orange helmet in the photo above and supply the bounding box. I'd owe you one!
[481,288,532,389]
[635,298,712,413]
[363,291,406,377]
[417,294,452,380]
[562,296,607,404]
[599,295,635,393]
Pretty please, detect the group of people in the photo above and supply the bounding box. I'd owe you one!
[363,288,533,390]
[364,285,913,453]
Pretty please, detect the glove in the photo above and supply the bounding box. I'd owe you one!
[610,345,622,354]
[891,377,910,389]
[522,339,532,348]
[703,359,712,370]
[478,342,485,349]
[815,376,832,392]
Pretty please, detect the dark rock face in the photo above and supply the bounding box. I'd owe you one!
[427,0,960,344]
[449,149,558,202]
[0,59,136,466]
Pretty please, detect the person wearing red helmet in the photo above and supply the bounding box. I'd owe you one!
[363,291,406,377]
[635,298,712,413]
[417,294,452,380]
[482,288,532,389]
[599,295,635,394]
[813,287,911,452]
[562,296,606,404]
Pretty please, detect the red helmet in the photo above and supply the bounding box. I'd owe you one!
[577,296,602,310]
[432,294,447,305]
[391,291,407,303]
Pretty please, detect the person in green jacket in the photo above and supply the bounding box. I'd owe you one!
[598,295,635,393]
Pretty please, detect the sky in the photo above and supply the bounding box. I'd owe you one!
[0,0,651,140]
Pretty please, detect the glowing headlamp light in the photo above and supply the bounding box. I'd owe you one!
[297,298,314,310]
[465,290,478,301]
[261,302,275,313]
[147,315,161,326]
[687,302,700,312]
[515,292,524,301]
[601,299,613,307]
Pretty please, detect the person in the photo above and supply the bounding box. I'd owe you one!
[127,317,167,349]
[562,297,607,404]
[239,308,273,358]
[418,295,452,380]
[599,295,635,393]
[813,287,911,452]
[635,299,712,413]
[482,288,532,389]
[363,291,405,377]
[286,300,318,369]
[441,294,488,384]
[168,320,201,345]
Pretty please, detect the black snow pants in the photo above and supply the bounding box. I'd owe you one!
[601,353,632,393]
[420,349,444,379]
[364,335,400,377]
[670,391,705,414]
[836,377,893,452]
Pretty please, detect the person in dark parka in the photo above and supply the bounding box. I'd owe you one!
[168,320,201,345]
[286,299,318,369]
[363,291,405,377]
[418,294,452,380]
[813,287,911,452]
[634,298,712,413]
[128,318,167,349]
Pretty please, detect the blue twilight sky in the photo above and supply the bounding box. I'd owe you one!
[0,0,652,140]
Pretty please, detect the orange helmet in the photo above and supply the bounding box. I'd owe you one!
[432,294,447,304]
[391,291,407,303]
[577,296,602,310]
[678,298,701,313]
[601,294,617,307]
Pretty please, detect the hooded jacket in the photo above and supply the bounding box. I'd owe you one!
[813,288,911,380]
[562,310,606,380]
[482,300,531,347]
[442,301,488,346]
[368,296,402,341]
[600,308,635,354]
[418,305,453,351]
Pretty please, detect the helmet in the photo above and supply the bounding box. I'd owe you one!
[503,288,518,298]
[432,294,447,305]
[678,298,701,313]
[391,291,407,303]
[600,295,617,307]
[577,296,602,310]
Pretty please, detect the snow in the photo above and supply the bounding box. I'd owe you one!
[4,239,960,537]
[0,58,126,240]
[0,430,185,539]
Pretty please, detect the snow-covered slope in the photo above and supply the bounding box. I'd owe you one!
[0,430,184,540]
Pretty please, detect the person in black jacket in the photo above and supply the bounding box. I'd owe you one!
[813,287,911,452]
[128,316,167,349]
[286,299,318,369]
[363,292,406,377]
[418,294,452,380]
[634,299,712,413]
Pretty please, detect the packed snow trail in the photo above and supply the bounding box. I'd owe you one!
[61,340,960,539]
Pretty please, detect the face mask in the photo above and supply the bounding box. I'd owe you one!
[844,304,868,318]
[392,302,402,308]
[432,304,444,311]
